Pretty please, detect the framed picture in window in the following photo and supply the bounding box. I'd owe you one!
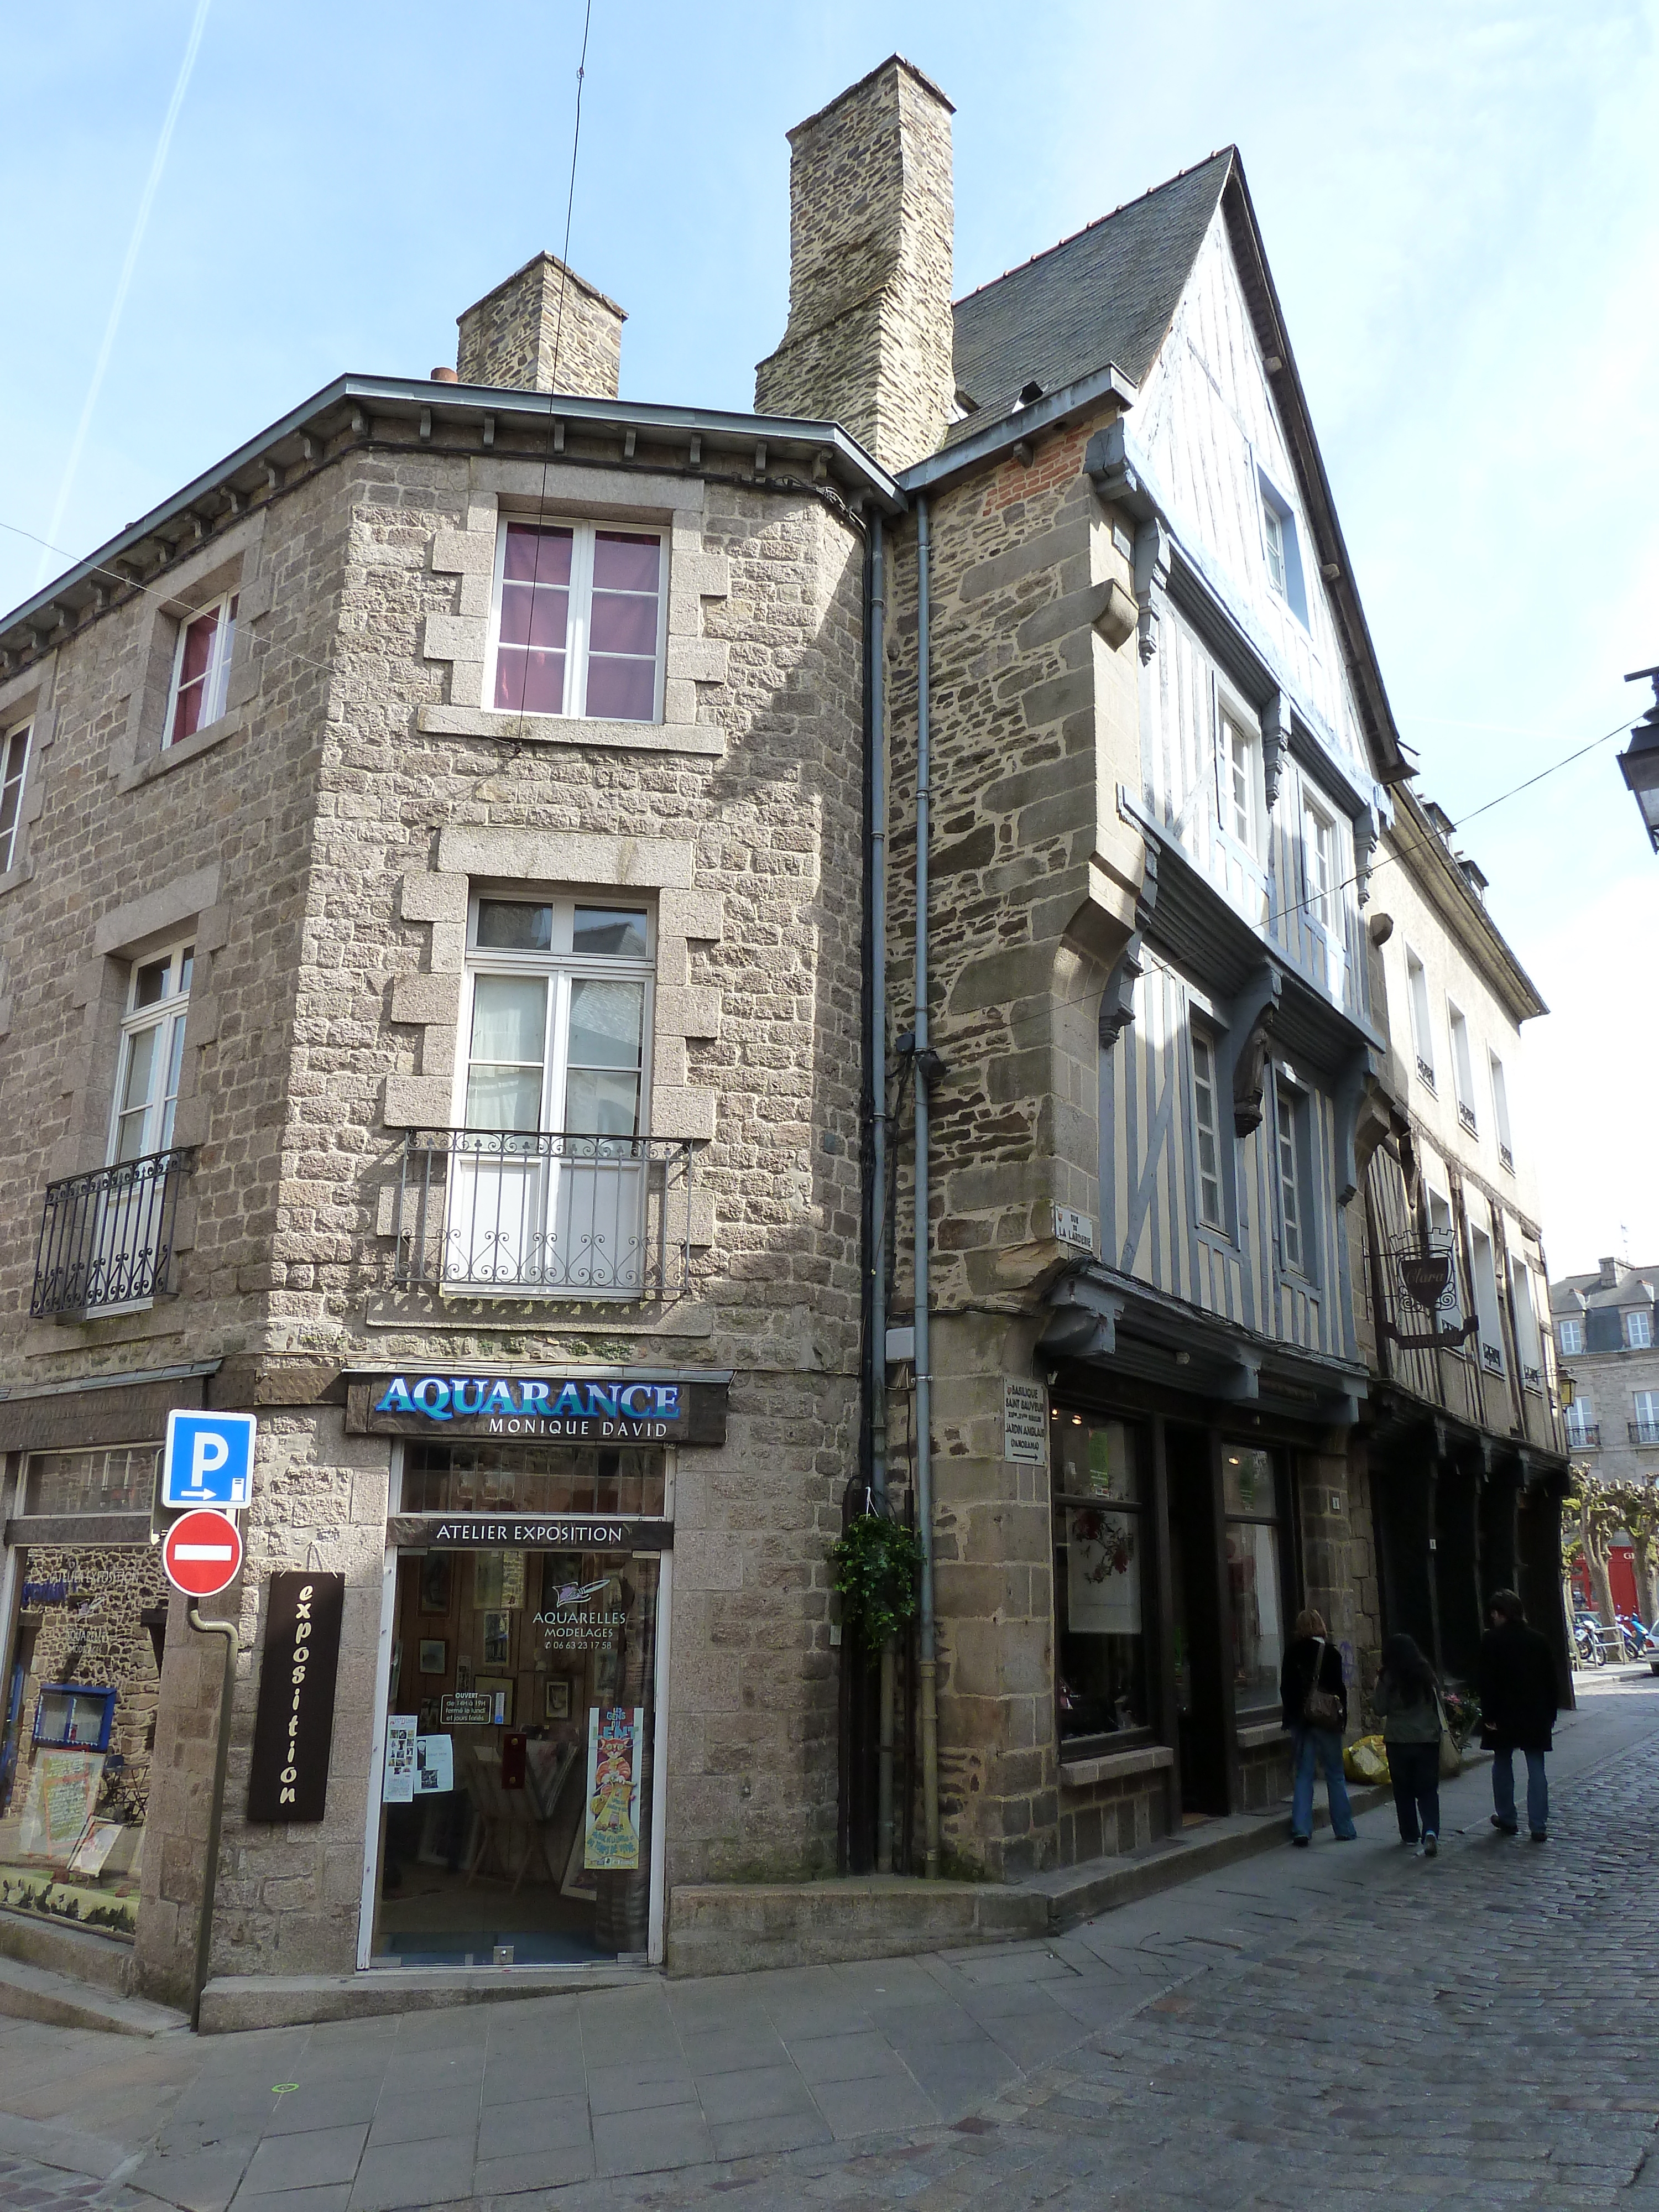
[418,1639,447,1676]
[545,1678,573,1723]
[482,1610,512,1668]
[418,1555,451,1616]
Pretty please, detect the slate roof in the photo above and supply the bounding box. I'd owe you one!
[949,152,1233,436]
[1552,1266,1658,1315]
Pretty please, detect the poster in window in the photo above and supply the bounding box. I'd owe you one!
[19,1749,102,1860]
[414,1734,453,1793]
[583,1704,644,1871]
[498,1550,526,1609]
[418,1555,451,1616]
[383,1715,416,1802]
[481,1610,512,1667]
[1066,1506,1140,1635]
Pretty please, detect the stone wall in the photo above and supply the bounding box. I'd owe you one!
[456,254,624,399]
[755,56,957,474]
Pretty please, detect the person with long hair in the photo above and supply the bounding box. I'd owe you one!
[1279,1608,1357,1846]
[1373,1633,1443,1855]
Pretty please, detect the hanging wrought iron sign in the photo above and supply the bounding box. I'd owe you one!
[1382,1230,1479,1352]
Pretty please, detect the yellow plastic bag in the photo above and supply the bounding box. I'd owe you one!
[1344,1733,1390,1785]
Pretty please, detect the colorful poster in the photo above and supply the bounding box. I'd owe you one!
[19,1749,103,1860]
[583,1704,644,1871]
[383,1715,416,1802]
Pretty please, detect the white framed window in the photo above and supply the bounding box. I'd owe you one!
[1257,472,1308,623]
[1634,1390,1659,1443]
[1302,800,1335,928]
[0,718,30,872]
[1627,1308,1653,1350]
[1275,1083,1307,1275]
[1489,1052,1514,1171]
[488,520,668,724]
[446,895,656,1294]
[1564,1392,1594,1444]
[1470,1223,1504,1373]
[1191,1027,1225,1230]
[1405,949,1435,1088]
[1216,712,1256,850]
[1447,1000,1477,1132]
[165,594,238,747]
[109,941,194,1163]
[1559,1316,1584,1357]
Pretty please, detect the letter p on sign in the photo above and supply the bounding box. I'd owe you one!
[163,1410,258,1511]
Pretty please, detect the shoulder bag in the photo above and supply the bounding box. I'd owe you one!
[1434,1686,1462,1778]
[1301,1637,1343,1729]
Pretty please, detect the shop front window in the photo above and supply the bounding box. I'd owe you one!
[1223,1448,1286,1716]
[374,1442,665,1968]
[1052,1411,1151,1748]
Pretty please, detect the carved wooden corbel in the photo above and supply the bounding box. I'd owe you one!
[1262,692,1289,813]
[1132,518,1170,665]
[1352,807,1378,907]
[1220,964,1282,1138]
[1098,851,1157,1050]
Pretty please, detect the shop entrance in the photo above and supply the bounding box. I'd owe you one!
[369,1441,665,1969]
[1166,1423,1229,1816]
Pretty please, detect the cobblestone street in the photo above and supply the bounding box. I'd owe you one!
[1,1679,1654,2212]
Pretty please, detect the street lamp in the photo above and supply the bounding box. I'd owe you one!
[1618,666,1659,853]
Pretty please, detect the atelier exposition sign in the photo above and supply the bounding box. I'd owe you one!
[385,1515,672,1552]
[346,1371,729,1446]
[247,1573,345,1823]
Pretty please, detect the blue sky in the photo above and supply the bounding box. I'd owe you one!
[3,0,1655,1270]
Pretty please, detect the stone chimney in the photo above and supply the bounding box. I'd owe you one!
[755,56,956,474]
[456,252,625,397]
[1599,1256,1620,1288]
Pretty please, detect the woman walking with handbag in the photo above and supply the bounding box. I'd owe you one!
[1373,1634,1443,1855]
[1280,1608,1357,1846]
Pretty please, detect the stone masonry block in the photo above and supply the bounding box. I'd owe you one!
[667,638,730,685]
[399,871,469,925]
[437,826,696,889]
[654,986,721,1040]
[421,614,476,664]
[431,529,497,576]
[650,1086,717,1141]
[390,973,462,1026]
[659,888,725,941]
[383,1075,453,1129]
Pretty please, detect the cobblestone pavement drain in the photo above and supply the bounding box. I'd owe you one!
[2,1684,1656,2212]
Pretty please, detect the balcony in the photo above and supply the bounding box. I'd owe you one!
[31,1149,196,1319]
[1522,1364,1542,1392]
[1566,1422,1601,1450]
[1499,1142,1515,1175]
[1630,1421,1659,1447]
[390,1129,699,1300]
[1457,1099,1479,1138]
[1415,1057,1437,1092]
[1480,1340,1504,1375]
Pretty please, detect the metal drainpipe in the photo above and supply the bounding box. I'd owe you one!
[914,494,940,1880]
[868,513,896,1875]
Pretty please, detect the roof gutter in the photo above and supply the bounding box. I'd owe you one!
[896,361,1139,497]
[2,375,905,654]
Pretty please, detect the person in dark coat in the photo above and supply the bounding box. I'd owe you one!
[1372,1634,1443,1855]
[1280,1607,1357,1845]
[1477,1588,1558,1841]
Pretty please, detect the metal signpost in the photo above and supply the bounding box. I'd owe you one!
[156,1415,257,2030]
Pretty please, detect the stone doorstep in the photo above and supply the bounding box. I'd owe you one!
[0,1953,187,2037]
[197,1959,655,2034]
[665,1874,1050,1977]
[0,1902,135,1992]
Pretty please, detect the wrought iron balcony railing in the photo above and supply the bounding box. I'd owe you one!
[1499,1142,1515,1175]
[31,1148,196,1319]
[1415,1057,1436,1092]
[1457,1099,1479,1137]
[390,1129,699,1299]
[1480,1339,1504,1375]
[1522,1363,1543,1392]
[1629,1421,1659,1447]
[1565,1421,1601,1449]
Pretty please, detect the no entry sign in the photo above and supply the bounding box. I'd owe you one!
[163,1509,243,1598]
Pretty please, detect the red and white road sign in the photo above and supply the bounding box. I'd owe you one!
[162,1509,243,1598]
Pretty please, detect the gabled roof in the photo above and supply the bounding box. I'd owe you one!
[945,149,1411,787]
[951,153,1232,427]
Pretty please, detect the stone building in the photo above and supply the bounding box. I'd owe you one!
[1550,1258,1659,1493]
[0,247,902,2017]
[1354,791,1572,1691]
[0,51,1573,2018]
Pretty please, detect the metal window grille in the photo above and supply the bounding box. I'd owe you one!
[30,1149,195,1318]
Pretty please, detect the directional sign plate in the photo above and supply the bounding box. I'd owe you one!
[163,1509,244,1598]
[163,1410,257,1511]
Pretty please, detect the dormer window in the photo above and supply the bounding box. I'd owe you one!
[166,594,238,747]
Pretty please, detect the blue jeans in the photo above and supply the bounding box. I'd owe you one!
[1493,1746,1548,1834]
[1292,1726,1357,1839]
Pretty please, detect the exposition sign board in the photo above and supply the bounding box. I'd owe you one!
[247,1573,345,1822]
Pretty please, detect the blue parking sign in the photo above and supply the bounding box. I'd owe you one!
[163,1410,257,1510]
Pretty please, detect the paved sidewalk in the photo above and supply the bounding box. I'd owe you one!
[1,1671,1654,2211]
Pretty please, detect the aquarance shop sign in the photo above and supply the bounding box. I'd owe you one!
[346,1370,729,1446]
